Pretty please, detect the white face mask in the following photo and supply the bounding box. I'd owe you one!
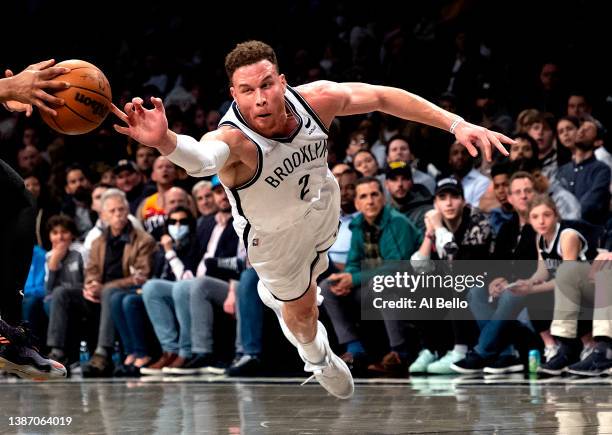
[168,225,189,241]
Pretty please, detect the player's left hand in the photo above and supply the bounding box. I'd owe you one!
[453,121,514,162]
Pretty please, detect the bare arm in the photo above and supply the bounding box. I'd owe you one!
[298,81,514,161]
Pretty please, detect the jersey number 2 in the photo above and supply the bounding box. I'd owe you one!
[299,174,310,200]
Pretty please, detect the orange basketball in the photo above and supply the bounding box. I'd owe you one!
[40,59,112,135]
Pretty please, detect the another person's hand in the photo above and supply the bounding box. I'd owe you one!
[48,241,70,271]
[589,251,612,281]
[508,279,536,296]
[223,281,237,316]
[83,280,102,303]
[3,59,70,117]
[112,97,170,150]
[425,209,443,230]
[328,273,353,296]
[132,269,147,286]
[488,277,509,299]
[453,120,514,162]
[160,234,174,252]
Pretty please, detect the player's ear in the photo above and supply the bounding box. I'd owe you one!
[279,74,287,88]
[230,86,236,100]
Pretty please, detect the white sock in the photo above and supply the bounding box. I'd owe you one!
[299,321,328,364]
[453,344,468,355]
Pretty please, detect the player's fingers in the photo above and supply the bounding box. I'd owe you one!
[151,97,165,114]
[463,140,478,157]
[34,100,58,117]
[38,79,70,90]
[25,105,33,117]
[28,59,56,71]
[124,102,135,113]
[38,66,70,80]
[489,132,509,157]
[478,132,492,162]
[4,69,13,78]
[35,90,64,106]
[132,97,145,113]
[113,124,130,136]
[111,103,129,122]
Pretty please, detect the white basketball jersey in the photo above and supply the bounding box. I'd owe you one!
[218,86,333,243]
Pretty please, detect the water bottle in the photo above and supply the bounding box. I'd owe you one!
[528,349,541,374]
[112,341,122,366]
[79,341,90,365]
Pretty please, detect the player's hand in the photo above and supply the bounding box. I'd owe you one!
[112,97,170,150]
[3,59,70,117]
[508,279,533,296]
[453,120,514,162]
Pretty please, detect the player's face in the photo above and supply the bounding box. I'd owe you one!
[194,185,216,216]
[355,181,385,222]
[434,192,464,220]
[529,204,557,236]
[385,175,412,200]
[387,139,411,163]
[508,178,535,214]
[230,60,287,137]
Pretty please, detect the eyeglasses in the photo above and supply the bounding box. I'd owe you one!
[167,218,189,225]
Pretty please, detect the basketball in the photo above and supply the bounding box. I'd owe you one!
[40,59,112,135]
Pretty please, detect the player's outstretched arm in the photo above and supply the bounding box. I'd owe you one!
[112,97,230,177]
[0,59,70,117]
[302,81,514,162]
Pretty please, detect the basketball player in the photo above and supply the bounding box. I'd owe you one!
[0,59,69,378]
[112,41,514,398]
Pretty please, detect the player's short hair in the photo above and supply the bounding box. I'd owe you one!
[225,40,278,84]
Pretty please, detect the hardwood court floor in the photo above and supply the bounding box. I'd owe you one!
[1,375,612,434]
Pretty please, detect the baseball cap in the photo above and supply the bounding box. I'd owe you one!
[385,161,412,180]
[434,177,463,197]
[211,175,223,190]
[113,159,139,174]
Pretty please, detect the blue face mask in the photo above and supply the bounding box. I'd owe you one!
[168,225,189,241]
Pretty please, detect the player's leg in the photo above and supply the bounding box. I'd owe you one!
[0,158,67,379]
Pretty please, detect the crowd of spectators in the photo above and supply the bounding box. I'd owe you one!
[3,1,612,378]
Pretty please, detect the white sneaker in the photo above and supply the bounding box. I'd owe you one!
[300,324,354,399]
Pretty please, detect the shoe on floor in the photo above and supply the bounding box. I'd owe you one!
[168,354,225,375]
[409,349,437,374]
[450,351,491,374]
[428,350,465,374]
[140,352,178,376]
[537,340,581,376]
[161,356,188,374]
[227,354,263,377]
[367,351,408,377]
[81,353,114,378]
[567,342,612,377]
[483,354,524,374]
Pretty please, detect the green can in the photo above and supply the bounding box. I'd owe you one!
[528,349,541,373]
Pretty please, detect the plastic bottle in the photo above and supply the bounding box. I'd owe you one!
[528,349,541,374]
[79,341,90,365]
